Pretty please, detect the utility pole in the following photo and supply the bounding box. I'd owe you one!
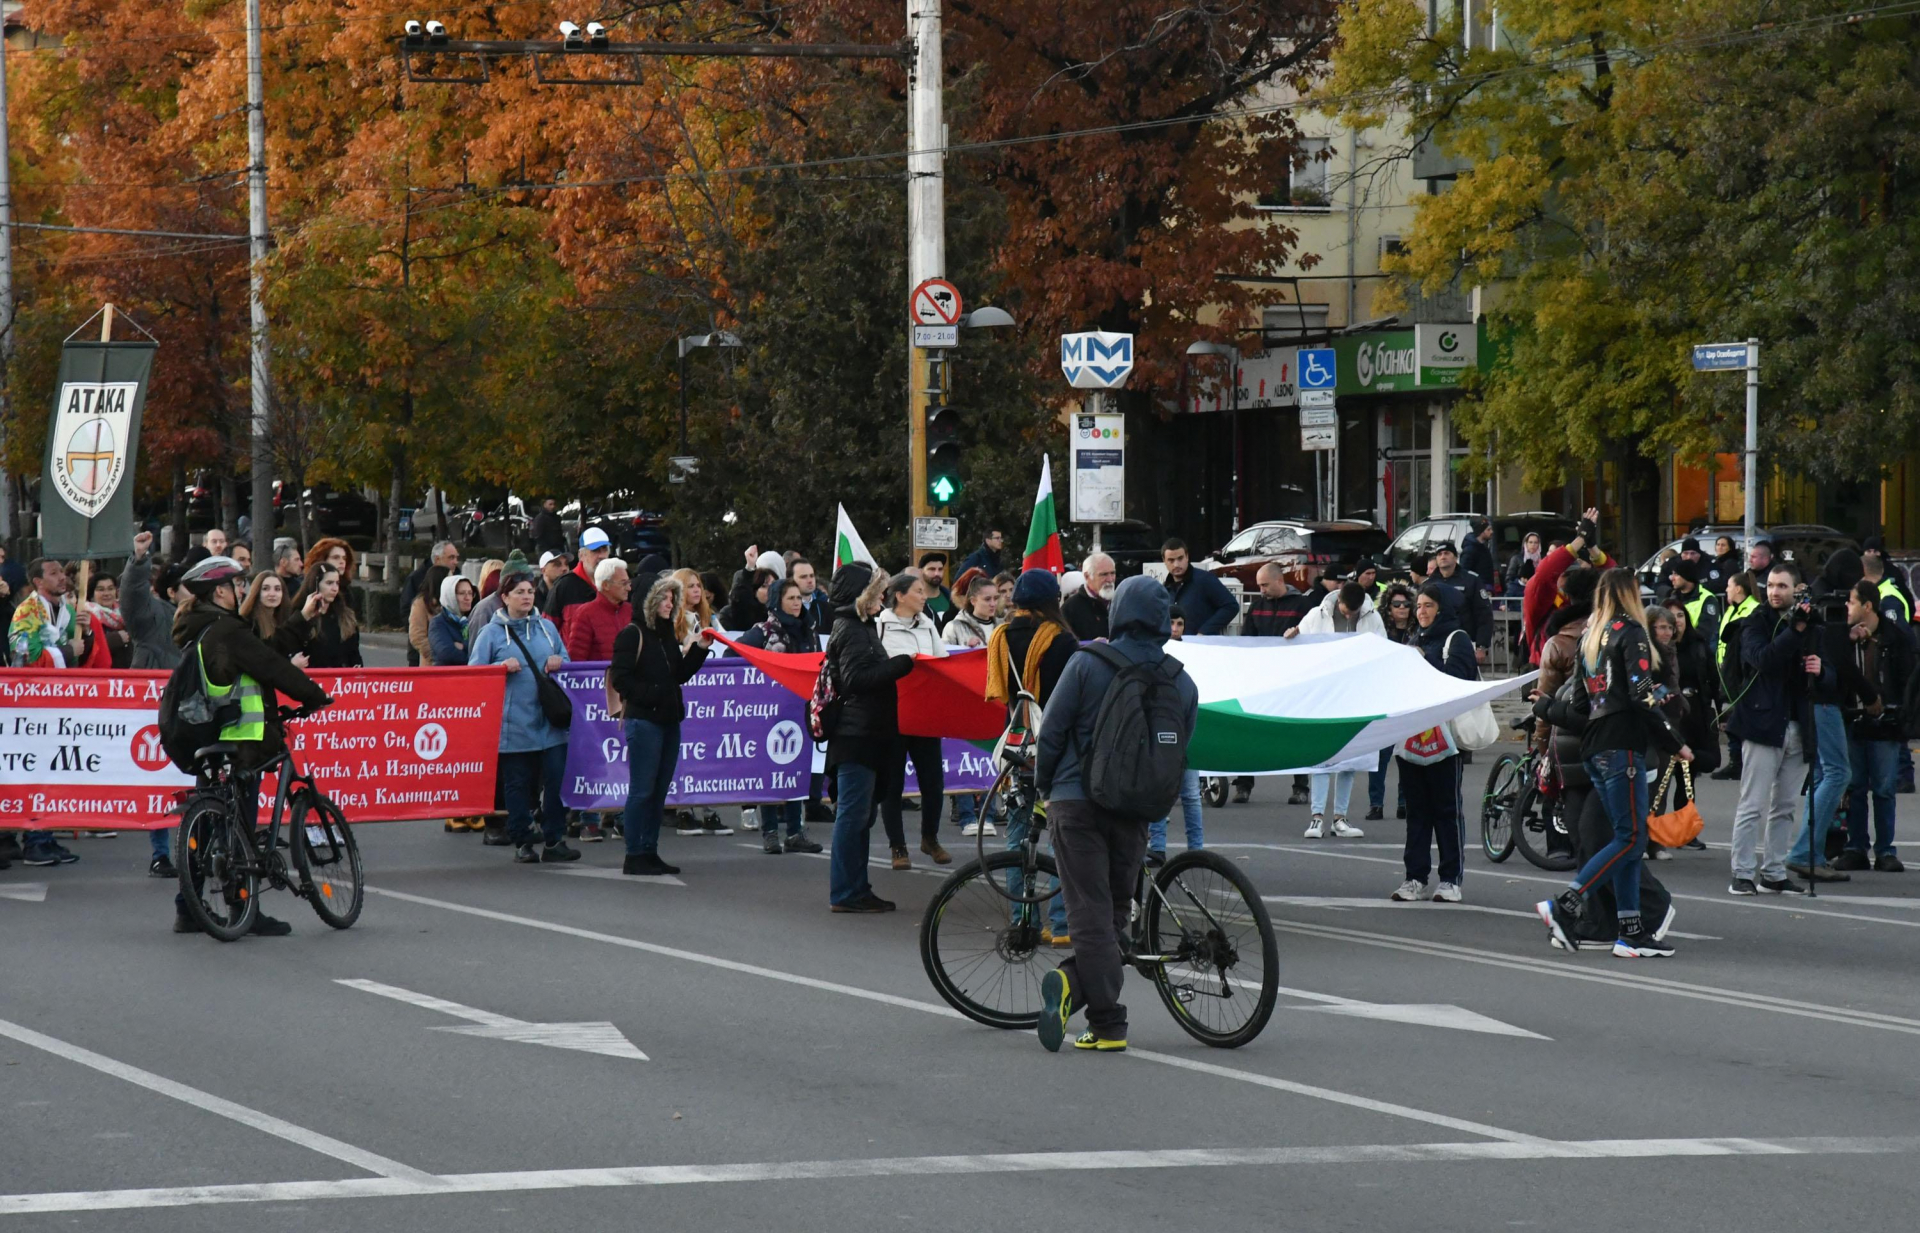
[906,0,943,529]
[0,25,15,541]
[245,0,275,552]
[1744,337,1760,547]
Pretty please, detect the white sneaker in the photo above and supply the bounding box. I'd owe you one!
[982,821,998,836]
[1329,817,1365,838]
[1390,879,1428,902]
[961,822,981,838]
[1431,882,1462,903]
[1304,815,1325,839]
[1651,904,1678,942]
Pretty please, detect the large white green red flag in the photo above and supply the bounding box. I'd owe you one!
[834,503,876,574]
[1174,633,1535,773]
[1021,457,1063,573]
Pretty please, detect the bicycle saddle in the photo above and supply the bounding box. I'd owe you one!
[194,742,240,762]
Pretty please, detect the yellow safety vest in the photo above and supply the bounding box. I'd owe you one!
[1879,579,1911,623]
[1716,595,1757,665]
[1681,588,1711,635]
[200,642,266,743]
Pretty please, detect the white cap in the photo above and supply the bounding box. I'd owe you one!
[538,551,562,568]
[579,527,612,551]
[755,550,786,580]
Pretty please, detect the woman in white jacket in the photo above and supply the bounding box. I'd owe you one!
[875,573,951,867]
[1287,582,1384,837]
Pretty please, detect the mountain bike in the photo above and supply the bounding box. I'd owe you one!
[1479,719,1536,862]
[926,747,1278,1048]
[177,703,364,940]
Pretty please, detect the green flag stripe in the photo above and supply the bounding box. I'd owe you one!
[1189,700,1380,772]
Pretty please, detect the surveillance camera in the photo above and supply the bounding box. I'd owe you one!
[586,22,608,47]
[403,19,423,44]
[559,20,582,47]
[425,19,447,43]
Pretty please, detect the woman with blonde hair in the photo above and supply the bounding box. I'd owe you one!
[1536,567,1690,959]
[671,567,716,642]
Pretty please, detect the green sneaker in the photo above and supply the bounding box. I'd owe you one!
[1038,969,1071,1053]
[1073,1032,1127,1052]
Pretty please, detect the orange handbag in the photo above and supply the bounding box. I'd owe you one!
[1647,760,1704,848]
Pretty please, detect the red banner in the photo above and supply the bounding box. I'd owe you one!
[714,635,1006,741]
[0,667,504,829]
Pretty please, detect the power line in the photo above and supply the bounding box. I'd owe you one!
[4,221,245,240]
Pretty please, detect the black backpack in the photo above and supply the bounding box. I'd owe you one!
[156,636,239,773]
[1081,644,1192,822]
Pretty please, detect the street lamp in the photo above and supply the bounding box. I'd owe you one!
[675,330,742,464]
[1187,340,1242,536]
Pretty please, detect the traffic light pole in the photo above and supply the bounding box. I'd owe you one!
[906,0,944,530]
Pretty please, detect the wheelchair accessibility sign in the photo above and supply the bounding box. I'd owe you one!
[1298,348,1336,391]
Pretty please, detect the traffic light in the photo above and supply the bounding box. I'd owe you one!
[927,404,965,505]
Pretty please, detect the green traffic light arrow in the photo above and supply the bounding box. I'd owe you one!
[930,476,957,503]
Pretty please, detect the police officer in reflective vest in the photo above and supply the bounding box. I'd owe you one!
[1666,556,1721,649]
[1863,552,1912,625]
[171,555,331,936]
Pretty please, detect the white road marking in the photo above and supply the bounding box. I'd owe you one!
[336,979,647,1060]
[1274,918,1920,1037]
[547,865,686,887]
[736,843,953,879]
[3,1135,1915,1216]
[0,883,48,903]
[1243,843,1920,930]
[365,886,1541,1143]
[1265,895,1720,940]
[0,1016,432,1183]
[1264,982,1549,1039]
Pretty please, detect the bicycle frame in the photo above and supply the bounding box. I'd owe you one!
[192,728,320,890]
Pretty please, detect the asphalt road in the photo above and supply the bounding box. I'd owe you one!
[6,729,1920,1231]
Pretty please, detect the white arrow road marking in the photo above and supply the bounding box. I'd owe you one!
[337,979,647,1060]
[1266,895,1719,940]
[0,883,49,903]
[547,865,685,887]
[1189,972,1550,1040]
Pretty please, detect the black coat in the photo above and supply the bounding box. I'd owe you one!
[1459,538,1497,592]
[1842,616,1915,742]
[303,604,362,668]
[996,614,1079,707]
[528,509,566,556]
[544,567,596,625]
[1426,567,1494,648]
[825,611,913,768]
[608,617,708,727]
[1061,591,1109,641]
[172,601,330,766]
[1241,590,1314,636]
[1733,605,1813,747]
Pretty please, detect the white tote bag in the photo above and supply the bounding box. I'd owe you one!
[1445,630,1499,751]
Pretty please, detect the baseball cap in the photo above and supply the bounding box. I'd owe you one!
[579,527,611,551]
[538,551,562,568]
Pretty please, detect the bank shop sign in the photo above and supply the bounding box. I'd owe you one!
[1335,323,1482,395]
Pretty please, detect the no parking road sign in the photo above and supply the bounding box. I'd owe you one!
[910,278,963,327]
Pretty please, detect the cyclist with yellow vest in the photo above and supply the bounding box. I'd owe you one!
[1666,557,1721,649]
[170,555,331,936]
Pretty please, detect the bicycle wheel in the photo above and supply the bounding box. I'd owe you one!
[971,766,1056,906]
[1144,851,1279,1048]
[920,851,1062,1029]
[1511,784,1578,872]
[290,791,363,929]
[1203,776,1229,808]
[1480,754,1521,863]
[177,794,259,942]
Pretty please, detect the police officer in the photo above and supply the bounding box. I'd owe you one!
[170,555,332,936]
[1666,556,1721,649]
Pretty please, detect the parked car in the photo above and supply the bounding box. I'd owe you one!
[463,495,529,552]
[1202,520,1389,591]
[1383,512,1579,586]
[586,502,672,562]
[301,485,380,540]
[1060,519,1161,579]
[1635,524,1859,593]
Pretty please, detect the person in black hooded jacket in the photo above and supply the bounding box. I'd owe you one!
[609,575,713,877]
[823,562,915,913]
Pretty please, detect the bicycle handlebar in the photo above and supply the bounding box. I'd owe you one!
[277,697,334,724]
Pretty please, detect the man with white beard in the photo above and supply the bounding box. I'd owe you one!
[1063,552,1117,641]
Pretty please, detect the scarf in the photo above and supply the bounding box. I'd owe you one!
[984,609,1066,705]
[8,591,71,667]
[87,601,126,632]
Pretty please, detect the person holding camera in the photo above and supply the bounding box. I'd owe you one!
[1727,563,1816,896]
[1832,579,1911,873]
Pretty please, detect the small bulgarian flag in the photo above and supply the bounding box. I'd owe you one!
[834,503,876,574]
[1021,457,1063,573]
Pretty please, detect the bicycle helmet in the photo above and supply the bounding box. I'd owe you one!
[181,555,246,596]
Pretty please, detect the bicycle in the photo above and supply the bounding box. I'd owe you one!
[1479,718,1537,862]
[1488,715,1577,872]
[926,742,1278,1048]
[177,703,364,941]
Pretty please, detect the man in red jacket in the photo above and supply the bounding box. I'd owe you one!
[1522,507,1607,665]
[564,558,632,663]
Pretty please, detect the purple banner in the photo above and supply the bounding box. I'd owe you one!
[554,660,995,810]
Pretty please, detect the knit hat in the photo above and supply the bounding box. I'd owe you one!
[1680,537,1702,554]
[1012,568,1060,607]
[1666,555,1700,584]
[505,549,530,569]
[755,550,786,580]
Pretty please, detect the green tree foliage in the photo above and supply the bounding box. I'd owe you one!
[1326,0,1920,485]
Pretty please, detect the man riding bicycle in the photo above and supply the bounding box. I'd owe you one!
[170,555,331,937]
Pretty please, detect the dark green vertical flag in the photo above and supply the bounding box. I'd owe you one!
[39,340,158,559]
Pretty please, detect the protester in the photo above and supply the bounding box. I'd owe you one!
[1661,599,1721,827]
[1392,585,1478,903]
[408,565,451,667]
[1161,539,1236,635]
[1522,507,1604,663]
[731,578,825,855]
[80,573,134,669]
[1726,563,1814,896]
[1362,582,1422,820]
[1034,576,1198,1054]
[877,571,952,868]
[274,541,304,586]
[1460,515,1498,590]
[1064,552,1116,641]
[204,528,230,558]
[120,532,186,671]
[790,557,832,636]
[563,558,632,664]
[429,574,475,668]
[1506,532,1544,597]
[823,563,915,913]
[1832,578,1910,873]
[7,558,84,669]
[1147,606,1205,868]
[608,576,716,876]
[1534,569,1689,955]
[529,497,566,558]
[1782,551,1866,881]
[672,568,717,641]
[402,540,460,665]
[961,529,1006,579]
[985,569,1080,712]
[291,562,362,668]
[468,572,577,865]
[720,567,776,631]
[534,551,564,610]
[240,571,310,663]
[943,574,999,649]
[919,554,956,629]
[546,526,610,632]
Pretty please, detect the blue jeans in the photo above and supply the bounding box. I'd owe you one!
[150,828,170,859]
[1150,769,1205,852]
[1573,749,1647,918]
[758,800,805,837]
[1790,704,1850,868]
[1368,748,1392,811]
[1310,770,1355,817]
[501,743,569,848]
[1005,801,1067,933]
[622,719,680,856]
[830,762,880,906]
[1846,737,1900,858]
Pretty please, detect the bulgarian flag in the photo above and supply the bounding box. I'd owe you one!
[1021,457,1063,573]
[834,503,876,574]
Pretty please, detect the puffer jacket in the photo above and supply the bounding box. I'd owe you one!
[876,607,947,658]
[824,563,914,769]
[467,608,570,753]
[608,582,708,728]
